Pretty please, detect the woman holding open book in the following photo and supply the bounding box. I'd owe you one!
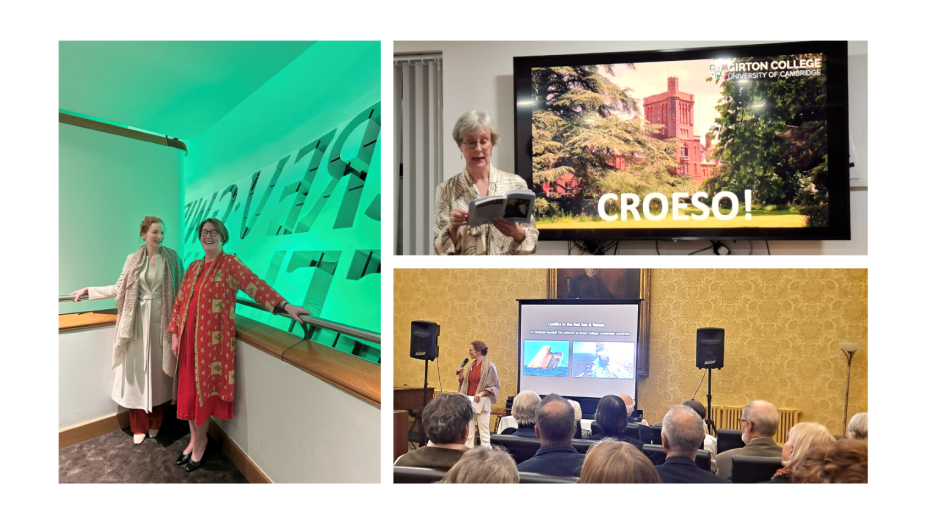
[433,111,538,255]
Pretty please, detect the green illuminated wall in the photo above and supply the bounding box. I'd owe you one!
[182,41,381,362]
[59,123,183,315]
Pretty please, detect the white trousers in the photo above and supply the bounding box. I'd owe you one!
[467,410,492,447]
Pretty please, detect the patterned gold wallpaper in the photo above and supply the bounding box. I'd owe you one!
[393,268,867,436]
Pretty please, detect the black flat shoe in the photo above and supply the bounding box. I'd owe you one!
[185,458,203,473]
[176,452,192,466]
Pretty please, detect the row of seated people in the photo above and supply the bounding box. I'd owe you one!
[394,392,868,483]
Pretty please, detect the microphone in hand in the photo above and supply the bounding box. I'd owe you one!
[456,357,468,375]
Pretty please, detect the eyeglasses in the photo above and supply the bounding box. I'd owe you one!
[739,418,753,426]
[201,230,219,238]
[462,138,491,149]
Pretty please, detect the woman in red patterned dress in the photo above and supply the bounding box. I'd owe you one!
[168,218,310,472]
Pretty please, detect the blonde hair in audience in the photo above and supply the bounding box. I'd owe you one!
[512,391,541,426]
[579,440,660,484]
[440,446,518,484]
[785,422,835,471]
[847,412,867,440]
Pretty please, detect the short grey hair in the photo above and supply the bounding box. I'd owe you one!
[452,110,500,146]
[421,393,473,445]
[847,412,868,440]
[661,405,705,456]
[512,391,541,426]
[440,445,519,484]
[743,400,779,437]
[536,394,576,442]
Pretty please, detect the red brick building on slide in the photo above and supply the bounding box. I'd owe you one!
[541,77,718,199]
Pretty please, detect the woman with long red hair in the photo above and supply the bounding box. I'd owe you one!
[70,216,184,445]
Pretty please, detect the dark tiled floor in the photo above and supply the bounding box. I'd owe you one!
[59,407,247,484]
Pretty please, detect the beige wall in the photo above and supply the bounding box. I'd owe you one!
[394,268,867,435]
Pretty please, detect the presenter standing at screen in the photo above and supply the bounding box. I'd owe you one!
[70,216,184,445]
[457,341,500,447]
[433,111,539,255]
[168,218,310,472]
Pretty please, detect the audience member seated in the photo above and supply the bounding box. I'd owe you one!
[440,445,519,483]
[791,439,867,483]
[579,440,660,483]
[682,399,718,472]
[567,399,591,439]
[770,421,836,483]
[517,394,586,477]
[590,395,646,450]
[654,405,729,484]
[847,412,868,440]
[500,391,541,437]
[715,400,783,480]
[394,393,472,470]
[619,394,648,426]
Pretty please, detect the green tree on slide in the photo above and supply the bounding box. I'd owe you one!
[531,65,686,215]
[706,54,829,226]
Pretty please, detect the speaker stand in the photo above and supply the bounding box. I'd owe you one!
[408,359,432,448]
[705,368,717,435]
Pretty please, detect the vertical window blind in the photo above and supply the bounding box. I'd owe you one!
[394,54,443,255]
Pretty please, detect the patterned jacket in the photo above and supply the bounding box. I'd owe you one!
[168,253,284,406]
[458,358,500,405]
[433,166,539,255]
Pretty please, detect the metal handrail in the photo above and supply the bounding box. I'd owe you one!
[59,294,380,345]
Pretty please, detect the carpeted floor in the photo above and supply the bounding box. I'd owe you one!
[59,406,247,484]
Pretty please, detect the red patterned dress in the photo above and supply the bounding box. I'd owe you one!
[169,253,285,425]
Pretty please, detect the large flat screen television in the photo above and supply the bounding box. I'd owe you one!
[514,41,850,241]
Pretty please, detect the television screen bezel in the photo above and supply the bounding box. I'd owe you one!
[513,40,851,242]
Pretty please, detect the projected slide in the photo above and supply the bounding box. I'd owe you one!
[518,300,640,401]
[524,340,569,377]
[572,341,635,379]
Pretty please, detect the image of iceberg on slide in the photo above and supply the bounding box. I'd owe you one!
[572,342,635,379]
[524,340,569,377]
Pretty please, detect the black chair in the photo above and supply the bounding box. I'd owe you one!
[622,423,640,441]
[642,444,666,465]
[694,450,711,472]
[491,435,541,464]
[651,424,663,445]
[520,472,578,483]
[716,429,744,455]
[572,438,597,455]
[641,445,712,472]
[731,455,783,483]
[394,466,446,483]
[639,424,652,443]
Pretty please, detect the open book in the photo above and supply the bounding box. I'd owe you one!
[467,189,535,228]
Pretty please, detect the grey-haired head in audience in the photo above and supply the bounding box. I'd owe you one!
[535,394,576,445]
[512,391,541,426]
[742,400,779,442]
[440,445,519,483]
[661,405,705,459]
[847,412,867,440]
[421,392,474,445]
